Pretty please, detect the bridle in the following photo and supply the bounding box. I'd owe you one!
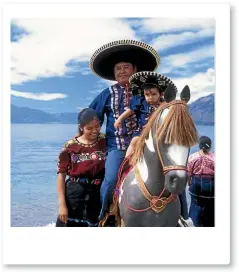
[154,100,189,174]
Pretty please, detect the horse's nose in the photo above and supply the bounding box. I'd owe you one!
[171,177,179,188]
[164,170,187,194]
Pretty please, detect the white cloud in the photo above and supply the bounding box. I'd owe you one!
[11,18,137,84]
[97,78,116,87]
[123,18,144,29]
[76,107,84,112]
[11,90,67,101]
[158,44,214,74]
[140,18,215,33]
[89,89,104,94]
[89,78,116,94]
[151,28,214,51]
[78,67,92,76]
[173,68,215,103]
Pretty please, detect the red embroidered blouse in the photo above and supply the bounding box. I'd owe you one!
[57,133,106,180]
[187,151,214,177]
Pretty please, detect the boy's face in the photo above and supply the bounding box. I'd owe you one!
[144,87,160,105]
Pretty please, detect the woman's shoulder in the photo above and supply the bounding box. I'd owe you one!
[60,138,81,154]
[188,151,200,162]
[98,133,106,140]
[97,133,106,149]
[64,138,78,148]
[206,152,215,160]
[58,138,79,157]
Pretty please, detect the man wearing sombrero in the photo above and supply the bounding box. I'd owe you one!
[89,40,160,221]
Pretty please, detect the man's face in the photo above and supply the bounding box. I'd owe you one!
[114,62,137,86]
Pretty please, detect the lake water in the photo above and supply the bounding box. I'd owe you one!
[11,124,214,227]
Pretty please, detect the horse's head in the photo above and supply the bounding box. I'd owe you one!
[155,85,198,194]
[131,85,198,195]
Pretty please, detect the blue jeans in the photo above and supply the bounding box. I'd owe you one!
[189,176,214,227]
[99,149,126,219]
[179,190,189,220]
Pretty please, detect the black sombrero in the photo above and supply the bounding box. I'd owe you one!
[90,40,160,80]
[129,71,178,94]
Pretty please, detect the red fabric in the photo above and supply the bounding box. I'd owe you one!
[187,151,214,177]
[116,156,133,190]
[57,134,106,179]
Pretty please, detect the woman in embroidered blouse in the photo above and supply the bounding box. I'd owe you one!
[55,108,106,227]
[187,136,215,227]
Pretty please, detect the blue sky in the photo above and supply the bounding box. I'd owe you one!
[11,18,215,113]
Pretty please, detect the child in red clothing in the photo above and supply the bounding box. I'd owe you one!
[56,108,106,227]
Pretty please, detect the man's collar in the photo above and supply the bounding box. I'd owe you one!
[115,83,125,89]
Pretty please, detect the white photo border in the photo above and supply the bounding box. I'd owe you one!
[2,3,230,265]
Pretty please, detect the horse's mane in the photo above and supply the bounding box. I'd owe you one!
[130,101,199,166]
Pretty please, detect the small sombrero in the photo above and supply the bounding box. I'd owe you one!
[129,71,178,93]
[90,40,160,81]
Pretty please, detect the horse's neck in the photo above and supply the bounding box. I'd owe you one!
[136,148,165,192]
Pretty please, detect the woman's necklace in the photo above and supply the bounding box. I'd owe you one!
[76,136,97,145]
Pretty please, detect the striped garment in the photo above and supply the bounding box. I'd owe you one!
[89,83,137,151]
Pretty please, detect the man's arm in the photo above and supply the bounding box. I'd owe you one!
[89,88,109,125]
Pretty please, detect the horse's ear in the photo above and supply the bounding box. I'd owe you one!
[180,85,190,103]
[164,85,176,103]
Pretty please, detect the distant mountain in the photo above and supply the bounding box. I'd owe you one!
[52,112,77,124]
[11,105,77,124]
[11,93,214,125]
[11,104,58,124]
[189,93,214,125]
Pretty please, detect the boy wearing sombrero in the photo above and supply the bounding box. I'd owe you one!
[114,71,178,157]
[89,40,160,221]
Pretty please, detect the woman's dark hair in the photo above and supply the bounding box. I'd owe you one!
[77,108,99,134]
[199,136,212,153]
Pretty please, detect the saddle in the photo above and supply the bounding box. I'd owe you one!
[98,156,133,227]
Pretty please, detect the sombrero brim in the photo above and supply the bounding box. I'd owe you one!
[129,71,178,93]
[90,40,160,81]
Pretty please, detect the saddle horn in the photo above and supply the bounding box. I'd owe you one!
[180,85,190,103]
[164,85,177,103]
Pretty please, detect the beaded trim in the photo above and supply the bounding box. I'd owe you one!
[89,40,160,80]
[129,71,178,93]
